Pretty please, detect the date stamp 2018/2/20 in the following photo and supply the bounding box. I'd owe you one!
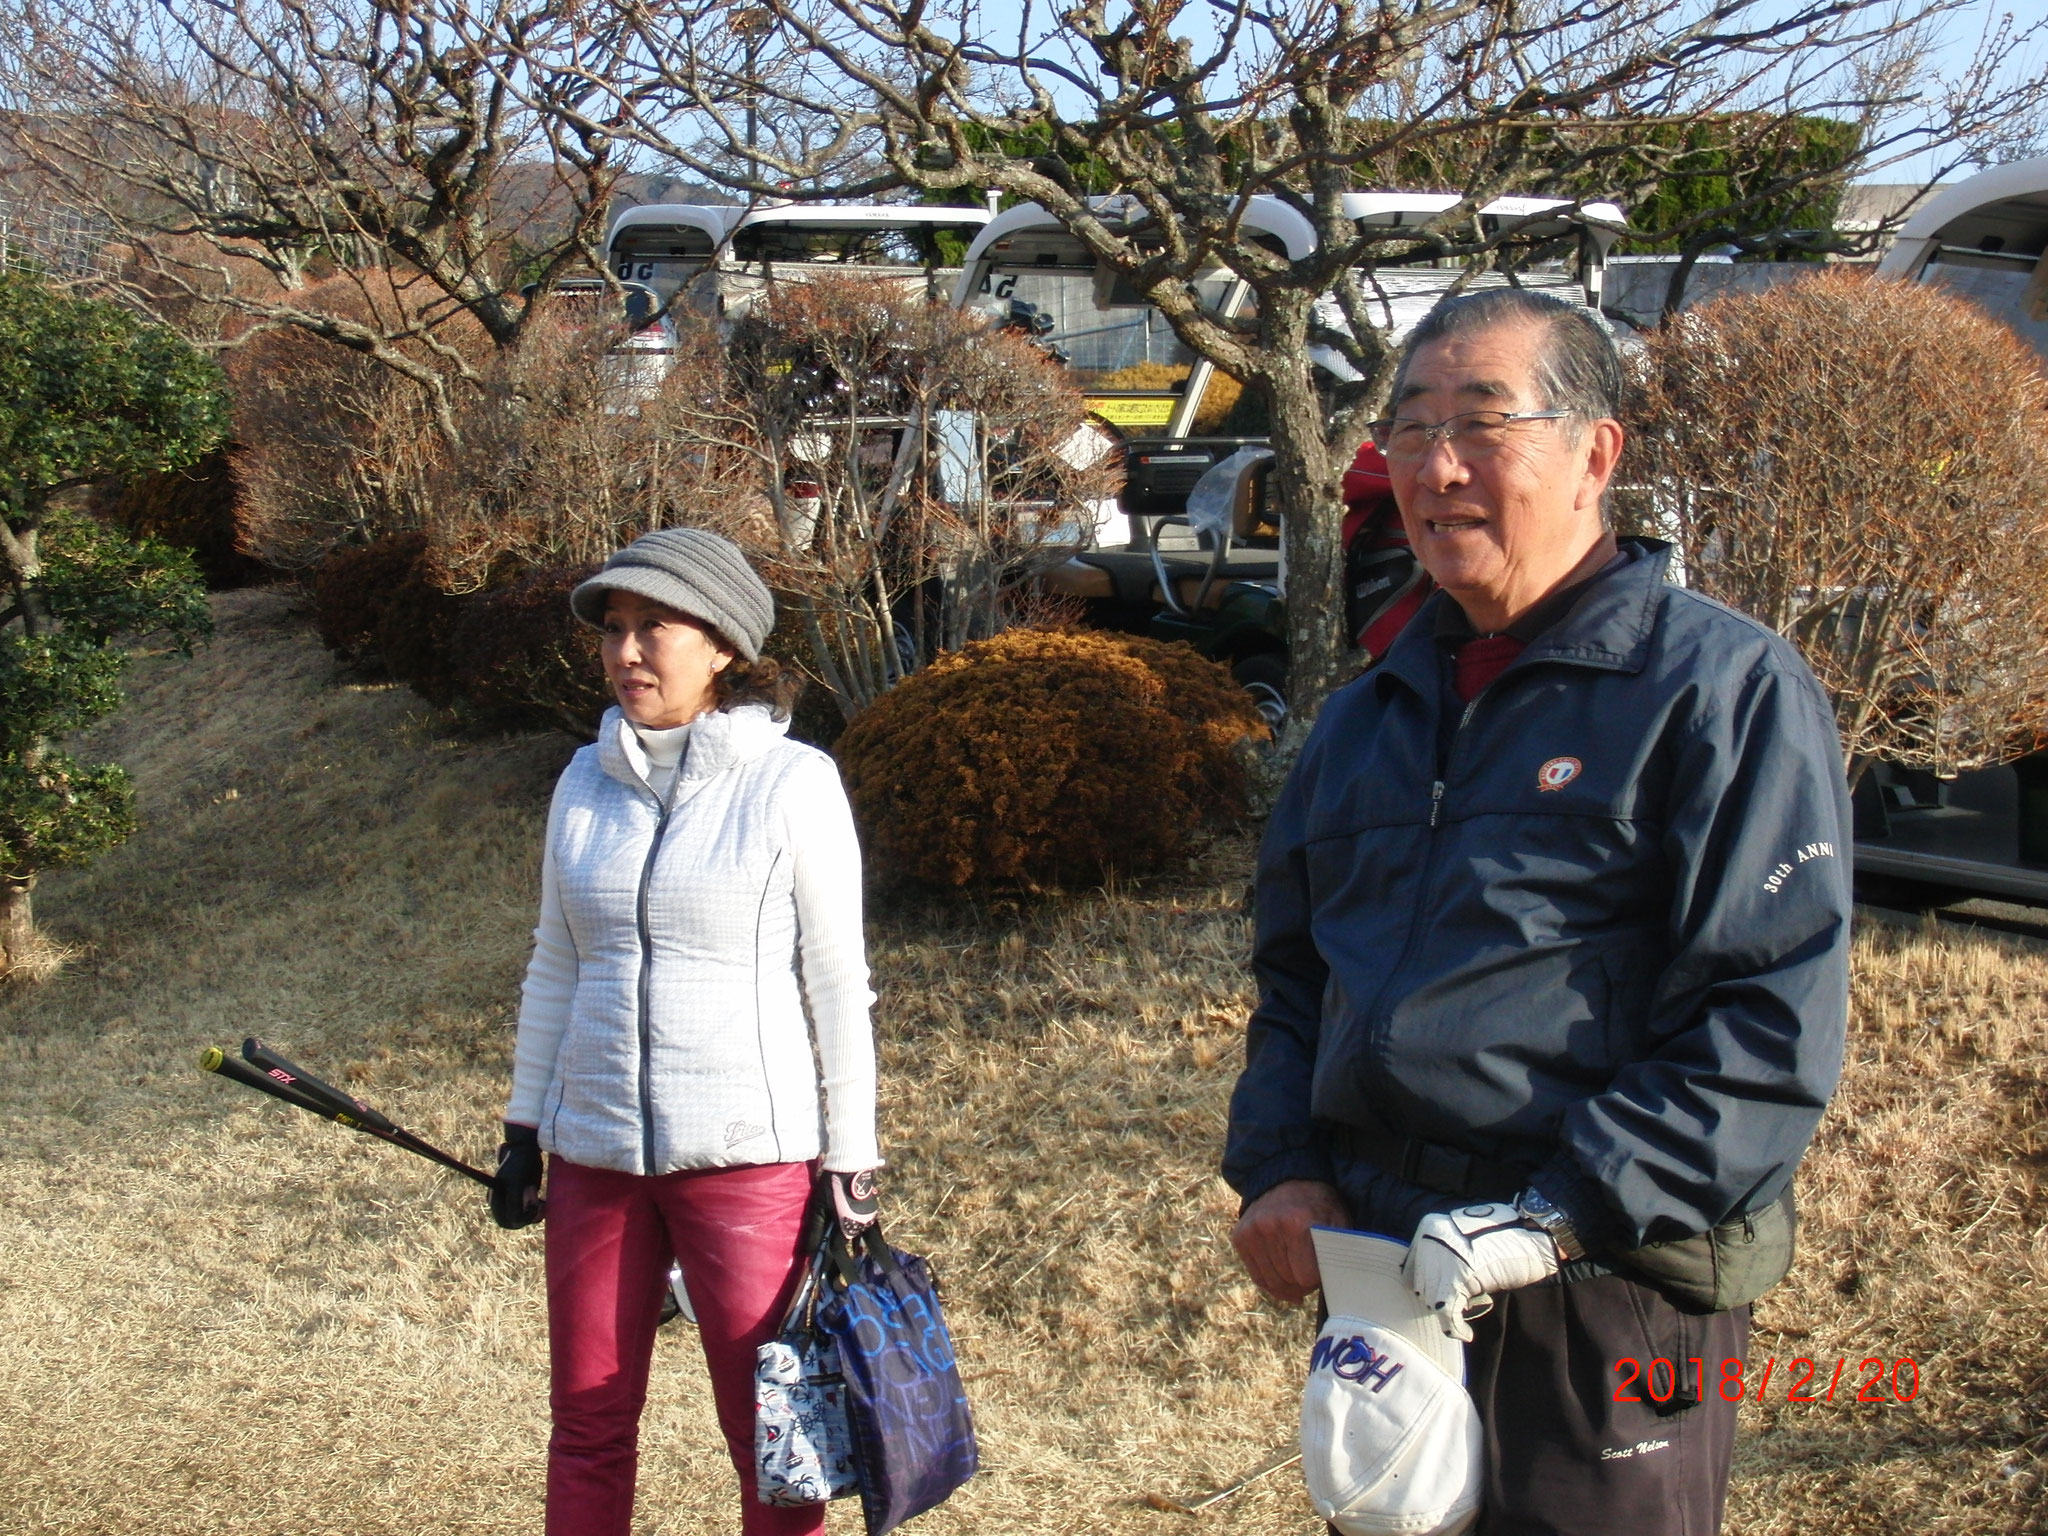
[1612,1357,1921,1405]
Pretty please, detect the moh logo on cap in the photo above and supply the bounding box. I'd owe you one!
[1309,1333,1406,1393]
[1537,756,1582,792]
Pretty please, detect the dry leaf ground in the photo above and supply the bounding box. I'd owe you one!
[0,589,2041,1534]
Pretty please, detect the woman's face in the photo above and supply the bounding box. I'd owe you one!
[600,591,735,730]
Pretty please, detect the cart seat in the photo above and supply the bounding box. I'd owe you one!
[1045,548,1281,608]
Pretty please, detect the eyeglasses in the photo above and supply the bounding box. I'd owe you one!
[1367,408,1572,460]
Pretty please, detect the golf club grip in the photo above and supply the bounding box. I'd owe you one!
[200,1049,494,1187]
[241,1038,398,1135]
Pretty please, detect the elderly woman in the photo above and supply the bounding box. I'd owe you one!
[490,528,880,1536]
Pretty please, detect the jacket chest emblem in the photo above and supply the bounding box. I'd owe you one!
[1537,756,1582,792]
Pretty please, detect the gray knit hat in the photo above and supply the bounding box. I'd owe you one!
[570,528,775,660]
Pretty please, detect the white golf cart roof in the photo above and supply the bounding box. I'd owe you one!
[954,196,1319,300]
[954,192,1625,279]
[1341,192,1629,242]
[1873,156,2048,361]
[607,202,992,259]
[1876,155,2048,277]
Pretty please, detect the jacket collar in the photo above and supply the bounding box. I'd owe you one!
[596,703,790,798]
[1375,537,1672,702]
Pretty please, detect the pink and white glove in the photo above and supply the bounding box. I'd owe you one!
[827,1168,879,1239]
[1403,1202,1561,1341]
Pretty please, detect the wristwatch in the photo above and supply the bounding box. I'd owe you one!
[1515,1186,1586,1262]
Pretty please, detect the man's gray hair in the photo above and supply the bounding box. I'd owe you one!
[1391,288,1622,429]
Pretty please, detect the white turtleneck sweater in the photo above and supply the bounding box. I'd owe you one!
[634,720,692,802]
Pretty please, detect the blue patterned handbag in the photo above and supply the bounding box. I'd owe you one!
[817,1223,979,1536]
[754,1249,861,1506]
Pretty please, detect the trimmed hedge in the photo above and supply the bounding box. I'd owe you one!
[308,541,608,737]
[833,628,1267,889]
[446,564,610,738]
[95,449,271,589]
[375,564,467,708]
[311,533,432,665]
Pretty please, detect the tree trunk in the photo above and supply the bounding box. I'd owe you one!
[1264,368,1349,748]
[0,877,35,978]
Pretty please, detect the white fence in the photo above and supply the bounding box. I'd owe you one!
[0,193,113,280]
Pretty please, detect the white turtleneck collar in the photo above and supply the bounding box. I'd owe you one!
[632,720,692,800]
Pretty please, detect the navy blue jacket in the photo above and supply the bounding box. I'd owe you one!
[1222,541,1852,1254]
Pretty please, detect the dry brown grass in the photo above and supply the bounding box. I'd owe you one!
[0,588,2042,1533]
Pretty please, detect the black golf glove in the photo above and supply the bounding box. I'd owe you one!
[491,1122,545,1230]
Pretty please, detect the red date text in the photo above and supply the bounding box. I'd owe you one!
[1611,1356,1920,1405]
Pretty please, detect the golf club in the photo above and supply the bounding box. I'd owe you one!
[199,1045,493,1187]
[241,1037,499,1190]
[1142,1448,1302,1516]
[241,1037,403,1138]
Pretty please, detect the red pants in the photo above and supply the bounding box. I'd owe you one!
[544,1156,825,1536]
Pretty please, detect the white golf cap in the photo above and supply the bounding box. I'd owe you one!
[1301,1228,1482,1536]
[1312,1228,1466,1381]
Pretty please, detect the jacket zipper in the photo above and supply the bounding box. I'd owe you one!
[1366,691,1484,1073]
[1428,698,1481,829]
[635,776,675,1176]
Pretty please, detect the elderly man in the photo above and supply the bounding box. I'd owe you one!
[1224,288,1850,1534]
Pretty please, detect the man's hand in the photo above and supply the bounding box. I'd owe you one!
[1403,1203,1560,1341]
[1230,1179,1348,1303]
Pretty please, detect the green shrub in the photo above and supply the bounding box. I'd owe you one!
[833,628,1267,889]
[447,564,609,738]
[0,270,225,974]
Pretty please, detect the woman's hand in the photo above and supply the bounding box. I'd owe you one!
[827,1168,879,1238]
[491,1122,546,1229]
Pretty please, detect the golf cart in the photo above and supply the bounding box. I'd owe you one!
[955,193,1623,721]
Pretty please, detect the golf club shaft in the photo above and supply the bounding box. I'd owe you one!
[241,1038,398,1136]
[200,1048,493,1187]
[239,1037,493,1186]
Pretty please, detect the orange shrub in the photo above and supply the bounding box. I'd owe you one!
[833,629,1266,889]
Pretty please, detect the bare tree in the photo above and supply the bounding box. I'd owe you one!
[476,0,2047,729]
[231,282,769,575]
[661,277,1119,720]
[0,0,624,440]
[1619,268,2048,780]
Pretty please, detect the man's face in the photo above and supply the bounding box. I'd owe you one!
[1388,318,1622,629]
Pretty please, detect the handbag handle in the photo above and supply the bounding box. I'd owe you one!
[825,1219,909,1291]
[776,1245,832,1335]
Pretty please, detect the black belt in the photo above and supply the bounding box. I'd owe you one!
[1323,1118,1616,1286]
[1322,1119,1531,1204]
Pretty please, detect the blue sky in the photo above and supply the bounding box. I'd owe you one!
[959,0,2043,186]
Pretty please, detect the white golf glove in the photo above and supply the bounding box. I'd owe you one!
[1404,1203,1561,1342]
